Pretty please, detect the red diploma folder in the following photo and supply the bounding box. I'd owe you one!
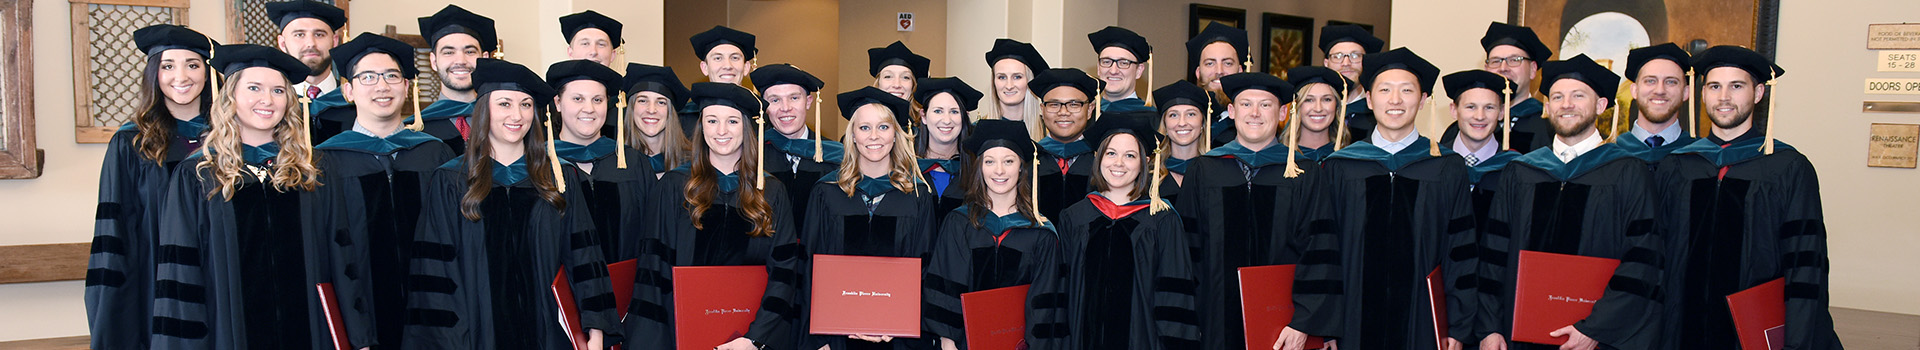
[609,259,638,319]
[672,265,769,350]
[1511,250,1620,345]
[553,269,589,350]
[315,283,350,350]
[808,254,923,337]
[1727,278,1788,350]
[1237,265,1322,350]
[961,284,1030,350]
[1425,266,1448,350]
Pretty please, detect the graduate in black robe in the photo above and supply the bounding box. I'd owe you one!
[915,77,984,227]
[1286,66,1356,163]
[1437,72,1526,328]
[1654,46,1843,350]
[1175,72,1313,350]
[1037,110,1200,350]
[678,25,758,136]
[1027,68,1101,220]
[1614,43,1700,166]
[1317,24,1384,146]
[403,59,618,349]
[148,44,358,349]
[623,63,695,178]
[412,5,499,155]
[86,24,212,350]
[261,0,352,144]
[1148,81,1210,236]
[624,82,802,350]
[1475,22,1556,153]
[548,59,655,272]
[923,120,1066,350]
[1477,56,1663,350]
[1187,23,1249,150]
[753,64,841,229]
[1282,48,1477,350]
[798,87,942,350]
[314,33,456,349]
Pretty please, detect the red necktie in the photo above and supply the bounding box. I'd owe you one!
[306,86,321,99]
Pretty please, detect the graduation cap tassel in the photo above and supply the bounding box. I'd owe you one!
[1031,150,1044,223]
[1761,73,1777,155]
[1427,96,1441,157]
[1686,70,1698,139]
[616,90,629,169]
[1609,94,1624,143]
[407,79,426,131]
[1149,147,1168,214]
[1146,60,1155,102]
[207,38,221,88]
[1202,97,1215,154]
[758,115,768,190]
[813,93,824,163]
[300,96,315,161]
[1283,98,1303,178]
[546,117,568,193]
[1501,84,1514,151]
[1334,89,1349,150]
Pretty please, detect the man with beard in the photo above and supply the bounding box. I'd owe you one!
[1318,24,1384,142]
[415,4,497,155]
[1187,22,1247,148]
[1470,22,1555,152]
[1653,45,1843,350]
[678,25,757,135]
[1088,26,1154,113]
[1476,54,1662,350]
[1615,43,1696,164]
[265,0,352,141]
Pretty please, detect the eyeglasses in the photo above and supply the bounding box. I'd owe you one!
[352,72,407,86]
[1485,56,1531,68]
[1042,100,1089,112]
[1098,58,1140,69]
[1328,52,1364,63]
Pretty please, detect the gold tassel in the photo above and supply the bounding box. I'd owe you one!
[207,38,221,88]
[616,90,628,168]
[1149,148,1166,214]
[1427,96,1440,157]
[300,96,314,160]
[1609,92,1624,143]
[1145,60,1155,106]
[1334,88,1349,150]
[813,93,824,162]
[1761,73,1777,155]
[546,117,567,193]
[757,106,768,190]
[1088,70,1102,122]
[1686,70,1698,139]
[1202,97,1215,154]
[1501,83,1513,151]
[407,79,426,131]
[1283,96,1303,178]
[1031,150,1044,223]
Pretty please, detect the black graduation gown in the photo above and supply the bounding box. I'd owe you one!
[623,168,802,350]
[919,156,970,229]
[149,144,353,349]
[1505,99,1552,153]
[1464,150,1522,330]
[765,130,844,229]
[314,129,456,348]
[798,175,941,350]
[1652,134,1843,350]
[87,116,206,350]
[1035,138,1094,221]
[1157,156,1198,235]
[1036,195,1199,350]
[1479,144,1663,349]
[1173,140,1314,350]
[1292,139,1478,349]
[307,89,353,143]
[1613,132,1697,168]
[1344,98,1374,146]
[923,207,1065,350]
[416,99,474,156]
[404,158,619,350]
[556,138,657,266]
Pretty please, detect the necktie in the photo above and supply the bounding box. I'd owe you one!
[1464,153,1479,166]
[1647,135,1665,148]
[307,85,321,99]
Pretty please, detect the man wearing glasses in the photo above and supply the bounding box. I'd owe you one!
[1090,26,1155,113]
[1027,68,1101,220]
[1477,22,1555,152]
[1320,24,1385,144]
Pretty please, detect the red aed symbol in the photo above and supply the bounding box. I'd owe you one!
[897,12,915,32]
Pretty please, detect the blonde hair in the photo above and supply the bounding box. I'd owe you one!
[196,69,321,200]
[986,63,1046,141]
[836,103,921,197]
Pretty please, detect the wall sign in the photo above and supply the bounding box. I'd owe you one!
[1868,123,1919,169]
[1868,23,1920,50]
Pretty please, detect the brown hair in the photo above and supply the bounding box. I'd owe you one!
[1087,134,1150,201]
[962,145,1039,228]
[460,91,566,221]
[684,112,776,237]
[134,53,213,163]
[195,69,320,200]
[628,93,693,168]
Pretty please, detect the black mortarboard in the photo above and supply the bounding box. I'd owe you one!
[914,77,984,112]
[624,63,690,107]
[1480,22,1552,61]
[1318,24,1384,54]
[134,24,213,57]
[265,0,347,30]
[1689,45,1783,84]
[211,44,311,83]
[473,58,557,108]
[1221,72,1296,101]
[559,10,623,47]
[1088,26,1152,61]
[1151,81,1208,116]
[837,86,914,128]
[1539,54,1621,108]
[867,41,931,79]
[689,25,757,61]
[1286,66,1348,93]
[1442,69,1515,101]
[749,63,824,95]
[418,5,497,52]
[1359,47,1440,93]
[330,32,419,80]
[1185,22,1249,70]
[545,59,621,97]
[690,82,762,118]
[964,119,1036,158]
[1625,43,1691,80]
[984,38,1050,71]
[1084,110,1162,155]
[1028,68,1100,100]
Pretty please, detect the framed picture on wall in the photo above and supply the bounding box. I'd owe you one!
[1190,4,1246,38]
[1262,13,1314,78]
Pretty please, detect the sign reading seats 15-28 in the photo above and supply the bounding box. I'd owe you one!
[1879,51,1920,72]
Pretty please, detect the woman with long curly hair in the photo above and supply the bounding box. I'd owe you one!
[405,58,617,349]
[85,24,213,349]
[922,119,1065,350]
[147,44,336,349]
[625,82,801,350]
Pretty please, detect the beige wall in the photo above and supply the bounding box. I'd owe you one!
[1390,0,1507,137]
[1118,0,1393,99]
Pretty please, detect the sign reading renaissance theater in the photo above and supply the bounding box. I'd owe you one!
[1868,123,1919,168]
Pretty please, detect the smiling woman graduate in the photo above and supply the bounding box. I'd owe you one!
[922,119,1067,350]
